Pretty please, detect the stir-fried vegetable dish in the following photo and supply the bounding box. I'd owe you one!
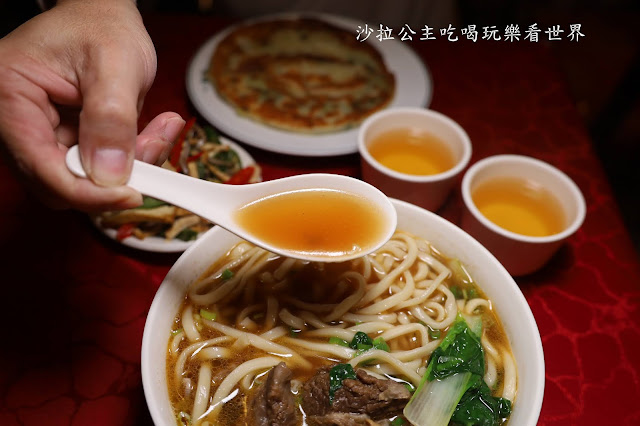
[96,119,261,242]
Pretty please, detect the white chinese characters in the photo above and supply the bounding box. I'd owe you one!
[355,23,585,42]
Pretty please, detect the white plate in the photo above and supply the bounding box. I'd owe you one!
[186,12,432,157]
[93,136,258,253]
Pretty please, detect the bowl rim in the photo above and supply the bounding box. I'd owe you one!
[461,154,587,244]
[357,107,473,183]
[141,198,545,426]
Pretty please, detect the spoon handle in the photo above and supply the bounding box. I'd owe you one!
[65,145,236,222]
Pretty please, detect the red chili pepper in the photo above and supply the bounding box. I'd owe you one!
[116,223,136,241]
[168,117,197,168]
[187,152,205,163]
[226,166,255,185]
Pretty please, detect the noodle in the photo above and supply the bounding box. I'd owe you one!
[322,271,366,322]
[192,363,212,422]
[279,308,307,331]
[170,330,184,354]
[502,349,517,401]
[166,230,518,425]
[201,318,311,369]
[348,349,422,385]
[210,357,285,416]
[182,305,200,342]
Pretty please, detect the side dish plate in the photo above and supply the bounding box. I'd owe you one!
[92,136,258,253]
[186,12,432,157]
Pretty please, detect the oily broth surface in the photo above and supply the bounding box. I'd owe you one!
[166,234,515,425]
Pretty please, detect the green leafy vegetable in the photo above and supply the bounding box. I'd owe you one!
[221,269,234,280]
[425,315,484,381]
[350,333,390,364]
[403,315,512,426]
[213,149,241,174]
[175,228,198,241]
[404,371,474,426]
[204,126,220,143]
[349,331,373,350]
[137,196,168,210]
[450,286,463,299]
[451,379,512,426]
[329,363,357,403]
[170,328,183,336]
[391,417,406,426]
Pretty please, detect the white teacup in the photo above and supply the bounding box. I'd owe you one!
[358,107,472,211]
[461,155,586,276]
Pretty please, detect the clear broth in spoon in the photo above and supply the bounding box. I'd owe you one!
[235,189,387,259]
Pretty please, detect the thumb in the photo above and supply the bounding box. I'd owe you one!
[77,48,146,187]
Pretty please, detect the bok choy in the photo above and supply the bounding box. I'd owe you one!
[403,314,512,426]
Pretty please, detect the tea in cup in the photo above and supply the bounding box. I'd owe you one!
[358,107,472,211]
[461,155,586,276]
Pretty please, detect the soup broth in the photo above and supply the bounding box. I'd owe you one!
[472,177,566,237]
[166,231,517,425]
[368,128,456,176]
[235,189,386,258]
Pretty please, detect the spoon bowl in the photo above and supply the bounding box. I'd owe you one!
[66,145,397,262]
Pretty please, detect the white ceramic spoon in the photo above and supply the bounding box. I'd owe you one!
[66,145,396,261]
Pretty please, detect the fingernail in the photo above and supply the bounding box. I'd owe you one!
[164,117,186,140]
[91,147,130,186]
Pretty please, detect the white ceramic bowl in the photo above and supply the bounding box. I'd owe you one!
[461,155,586,276]
[141,199,545,425]
[358,107,472,211]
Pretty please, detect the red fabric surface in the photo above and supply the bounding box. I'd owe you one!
[1,13,639,426]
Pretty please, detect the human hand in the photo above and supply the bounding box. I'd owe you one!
[0,0,185,212]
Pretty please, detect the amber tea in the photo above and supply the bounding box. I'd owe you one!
[368,128,455,176]
[471,177,566,237]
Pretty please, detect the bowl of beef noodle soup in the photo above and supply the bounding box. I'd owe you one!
[142,199,544,426]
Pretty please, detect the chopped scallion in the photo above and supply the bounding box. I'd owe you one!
[391,417,406,426]
[221,269,234,280]
[329,337,350,347]
[199,309,217,321]
[372,336,390,352]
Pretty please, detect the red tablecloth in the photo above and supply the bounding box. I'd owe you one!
[1,13,639,426]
